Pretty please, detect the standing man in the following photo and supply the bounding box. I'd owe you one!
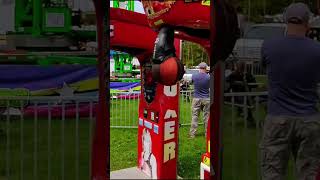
[227,62,257,127]
[261,3,320,180]
[189,62,210,139]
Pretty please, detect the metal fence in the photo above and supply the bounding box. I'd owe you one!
[1,91,295,180]
[227,55,266,76]
[110,91,195,128]
[244,61,266,76]
[109,91,268,128]
[110,91,140,128]
[0,96,97,180]
[224,91,298,180]
[109,90,281,180]
[223,91,267,180]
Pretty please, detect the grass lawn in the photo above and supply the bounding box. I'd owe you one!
[110,126,207,179]
[110,97,207,179]
[110,98,193,127]
[0,95,296,179]
[110,97,295,179]
[0,117,93,180]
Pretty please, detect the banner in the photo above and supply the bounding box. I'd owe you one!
[110,82,140,90]
[0,65,98,95]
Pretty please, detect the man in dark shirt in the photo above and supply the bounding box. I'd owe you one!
[227,62,257,127]
[189,62,210,138]
[261,3,320,180]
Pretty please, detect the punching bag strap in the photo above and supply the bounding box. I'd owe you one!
[152,26,176,64]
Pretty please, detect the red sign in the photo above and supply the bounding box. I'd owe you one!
[141,0,210,30]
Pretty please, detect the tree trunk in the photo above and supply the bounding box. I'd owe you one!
[190,43,193,66]
[187,42,190,67]
[201,47,204,63]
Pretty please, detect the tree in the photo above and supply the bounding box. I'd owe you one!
[182,41,209,68]
[237,0,317,23]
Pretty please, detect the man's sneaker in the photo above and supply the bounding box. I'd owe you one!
[188,135,195,139]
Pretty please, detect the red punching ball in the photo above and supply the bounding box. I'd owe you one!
[152,57,184,86]
[159,57,179,85]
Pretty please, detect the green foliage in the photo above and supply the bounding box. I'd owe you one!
[180,0,318,63]
[182,41,209,68]
[237,0,317,23]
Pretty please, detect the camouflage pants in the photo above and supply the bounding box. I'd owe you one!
[190,98,210,137]
[260,114,320,180]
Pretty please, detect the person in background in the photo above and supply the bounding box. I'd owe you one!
[224,61,235,93]
[261,3,320,180]
[227,62,257,127]
[225,62,234,78]
[189,62,210,139]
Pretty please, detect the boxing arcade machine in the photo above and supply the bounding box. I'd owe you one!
[137,1,214,179]
[138,1,209,179]
[109,6,184,179]
[110,0,238,179]
[137,27,183,179]
[139,0,239,179]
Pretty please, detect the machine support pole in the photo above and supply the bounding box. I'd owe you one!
[317,0,320,15]
[91,0,109,179]
[211,61,224,180]
[211,0,224,179]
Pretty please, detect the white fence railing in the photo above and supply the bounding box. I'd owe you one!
[1,91,284,180]
[110,91,196,128]
[0,96,97,180]
[245,62,266,76]
[109,91,272,180]
[109,91,268,128]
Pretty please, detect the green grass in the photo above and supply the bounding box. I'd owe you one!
[0,96,296,179]
[0,117,93,180]
[109,97,206,179]
[110,98,193,127]
[110,99,295,179]
[110,99,140,127]
[110,126,207,179]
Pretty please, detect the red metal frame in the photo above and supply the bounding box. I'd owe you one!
[139,1,216,178]
[141,1,210,30]
[91,1,230,179]
[111,1,215,178]
[139,1,227,179]
[111,8,183,178]
[91,0,109,179]
[110,8,156,60]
